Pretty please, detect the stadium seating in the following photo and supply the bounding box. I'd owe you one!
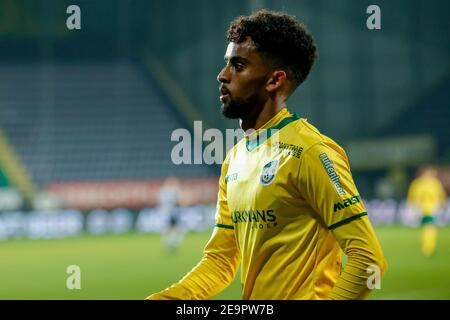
[379,73,450,159]
[0,61,215,187]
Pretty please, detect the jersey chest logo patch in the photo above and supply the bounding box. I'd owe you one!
[260,159,280,186]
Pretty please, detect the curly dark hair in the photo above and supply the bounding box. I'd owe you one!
[227,10,317,91]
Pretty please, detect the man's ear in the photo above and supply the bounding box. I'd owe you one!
[266,70,287,93]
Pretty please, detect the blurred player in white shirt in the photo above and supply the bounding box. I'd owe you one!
[157,177,184,253]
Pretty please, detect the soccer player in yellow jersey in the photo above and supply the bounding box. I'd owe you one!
[407,167,447,257]
[148,10,387,300]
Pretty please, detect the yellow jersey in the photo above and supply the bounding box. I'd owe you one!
[407,174,447,216]
[217,107,369,299]
[148,107,386,300]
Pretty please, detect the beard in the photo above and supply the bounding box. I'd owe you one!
[221,93,264,121]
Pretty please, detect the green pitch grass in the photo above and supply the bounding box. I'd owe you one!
[0,227,449,299]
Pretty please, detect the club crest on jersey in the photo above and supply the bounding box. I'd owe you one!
[260,159,280,186]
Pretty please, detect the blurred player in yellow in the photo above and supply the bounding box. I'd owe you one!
[407,167,447,257]
[147,10,386,300]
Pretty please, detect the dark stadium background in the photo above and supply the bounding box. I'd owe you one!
[0,0,449,299]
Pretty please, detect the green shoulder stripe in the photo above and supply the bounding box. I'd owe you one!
[328,212,368,230]
[215,223,235,230]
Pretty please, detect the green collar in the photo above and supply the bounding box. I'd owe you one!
[245,113,300,151]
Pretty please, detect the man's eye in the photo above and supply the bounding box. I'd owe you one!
[234,63,244,71]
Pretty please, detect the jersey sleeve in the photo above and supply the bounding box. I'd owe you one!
[298,142,367,230]
[299,142,387,299]
[328,217,387,299]
[214,153,234,229]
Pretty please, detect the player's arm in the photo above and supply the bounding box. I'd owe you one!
[147,158,239,300]
[328,215,387,299]
[146,226,239,300]
[406,180,419,207]
[299,142,387,300]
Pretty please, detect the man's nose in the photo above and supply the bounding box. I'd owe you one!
[217,66,230,83]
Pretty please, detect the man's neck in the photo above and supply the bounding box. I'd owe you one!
[240,99,285,132]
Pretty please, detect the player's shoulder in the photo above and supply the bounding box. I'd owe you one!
[222,138,244,166]
[285,117,347,158]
